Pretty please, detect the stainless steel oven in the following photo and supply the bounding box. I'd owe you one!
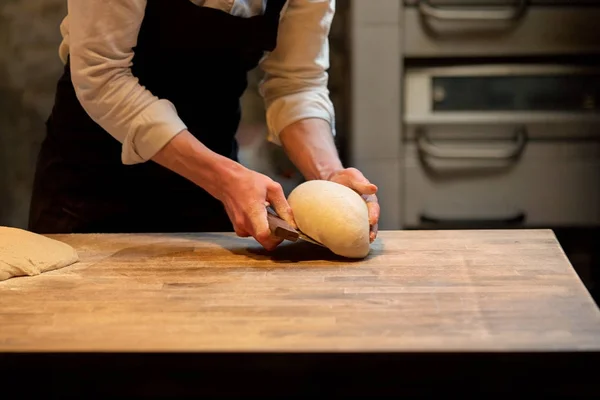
[349,0,600,230]
[399,1,600,229]
[403,64,600,228]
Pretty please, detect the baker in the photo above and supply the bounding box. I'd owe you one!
[28,0,380,250]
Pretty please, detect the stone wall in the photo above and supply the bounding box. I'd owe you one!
[0,0,67,228]
[0,0,350,228]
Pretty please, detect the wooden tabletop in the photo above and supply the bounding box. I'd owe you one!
[1,229,600,353]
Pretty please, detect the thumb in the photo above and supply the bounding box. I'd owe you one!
[350,178,377,196]
[333,168,378,196]
[267,183,296,229]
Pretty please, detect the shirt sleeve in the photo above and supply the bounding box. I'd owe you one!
[67,0,188,165]
[258,0,336,146]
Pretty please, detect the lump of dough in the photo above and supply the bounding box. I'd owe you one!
[0,226,79,282]
[288,180,371,258]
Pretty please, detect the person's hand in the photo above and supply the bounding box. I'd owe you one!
[151,130,293,250]
[216,164,295,251]
[327,168,380,242]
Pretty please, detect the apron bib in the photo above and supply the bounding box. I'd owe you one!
[28,0,286,234]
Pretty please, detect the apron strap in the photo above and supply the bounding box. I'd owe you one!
[261,0,288,51]
[265,0,287,19]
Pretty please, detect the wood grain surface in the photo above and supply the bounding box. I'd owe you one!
[1,230,599,352]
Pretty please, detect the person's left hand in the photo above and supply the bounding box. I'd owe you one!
[327,168,380,242]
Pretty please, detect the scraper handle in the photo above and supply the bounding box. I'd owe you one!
[266,211,300,242]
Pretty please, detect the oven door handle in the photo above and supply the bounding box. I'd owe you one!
[420,212,526,227]
[416,127,528,160]
[418,0,528,21]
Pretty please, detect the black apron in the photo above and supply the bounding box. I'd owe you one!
[28,0,286,234]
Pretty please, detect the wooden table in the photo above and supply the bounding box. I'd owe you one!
[1,230,599,396]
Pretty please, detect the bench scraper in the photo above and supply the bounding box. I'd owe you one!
[266,207,325,247]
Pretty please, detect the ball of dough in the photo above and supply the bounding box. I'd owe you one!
[288,180,371,258]
[0,226,79,282]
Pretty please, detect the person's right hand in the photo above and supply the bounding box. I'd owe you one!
[151,130,294,250]
[216,164,295,251]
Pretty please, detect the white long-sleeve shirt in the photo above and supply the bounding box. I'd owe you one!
[60,0,336,165]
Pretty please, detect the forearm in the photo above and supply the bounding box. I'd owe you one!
[258,0,338,181]
[151,130,243,201]
[279,118,343,181]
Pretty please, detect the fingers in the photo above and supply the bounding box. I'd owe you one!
[370,223,378,243]
[266,181,296,228]
[355,181,378,196]
[329,168,380,242]
[332,168,378,196]
[225,207,251,238]
[364,194,380,227]
[363,194,380,243]
[247,205,283,251]
[261,236,284,251]
[220,168,287,251]
[229,206,282,250]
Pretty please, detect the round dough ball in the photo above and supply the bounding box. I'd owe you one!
[288,180,371,258]
[0,226,79,282]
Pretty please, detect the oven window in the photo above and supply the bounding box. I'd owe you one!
[432,75,600,112]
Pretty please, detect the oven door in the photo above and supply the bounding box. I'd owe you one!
[402,65,600,229]
[403,0,600,57]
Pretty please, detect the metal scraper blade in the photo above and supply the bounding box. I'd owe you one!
[296,231,325,247]
[266,208,326,247]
